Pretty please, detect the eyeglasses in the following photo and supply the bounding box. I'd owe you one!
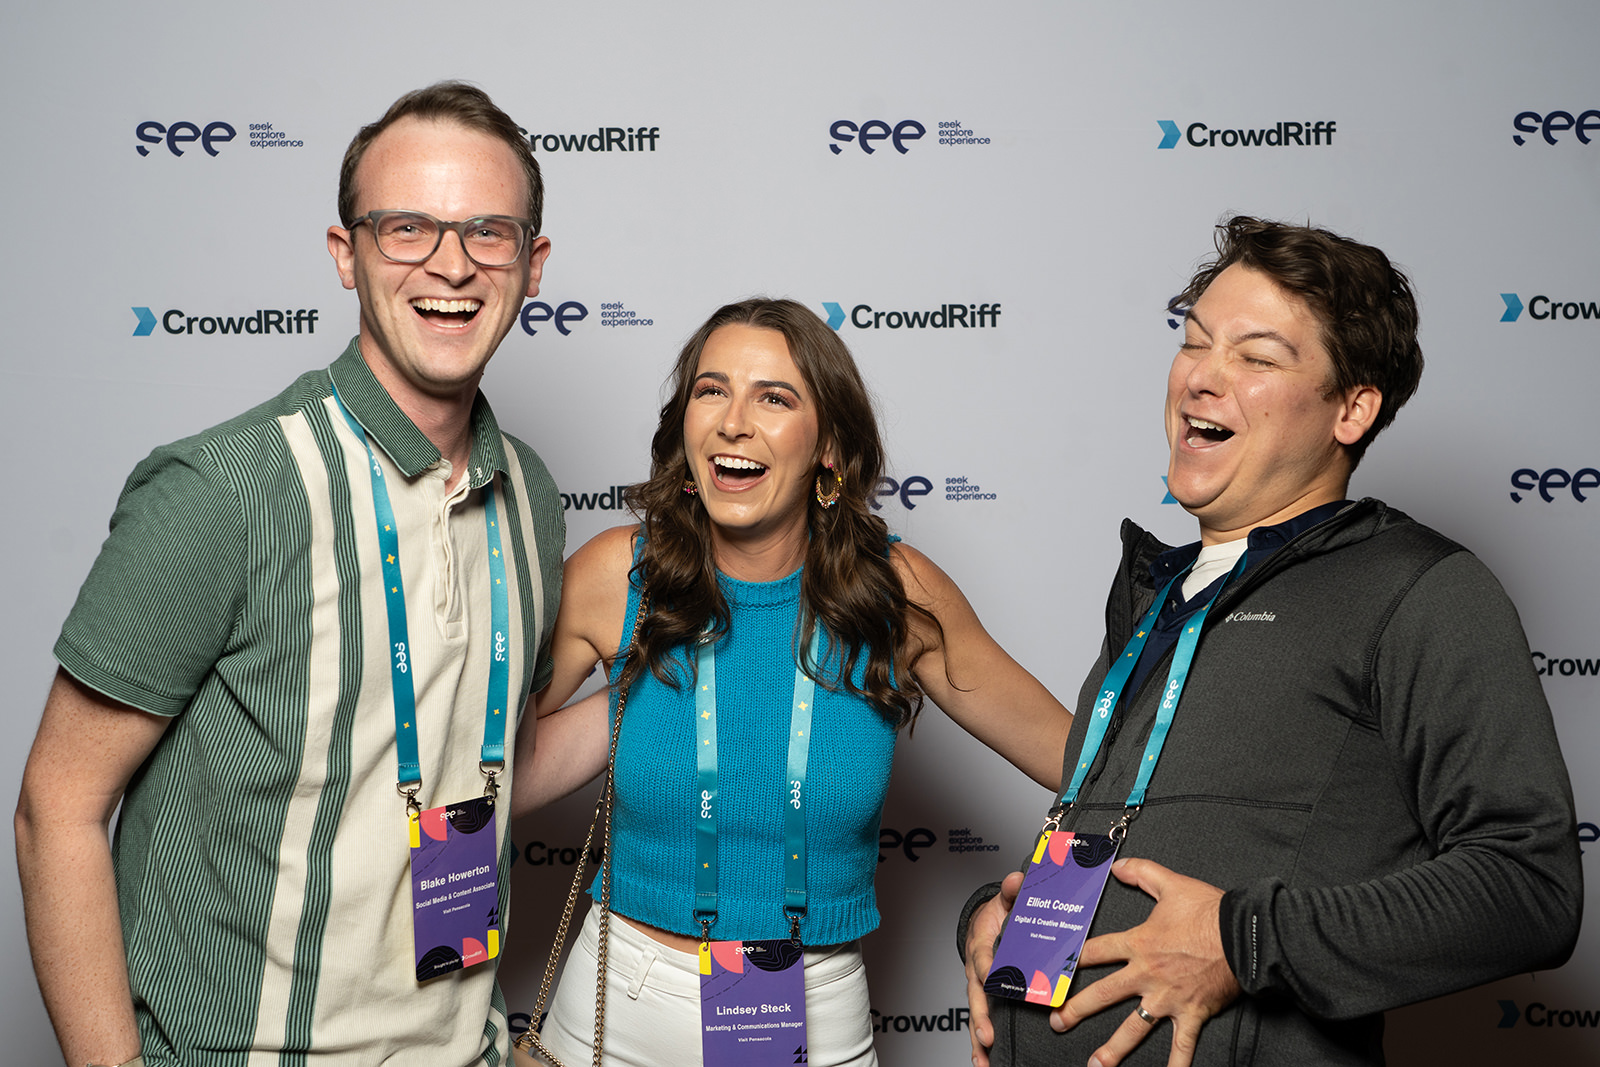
[347,210,536,268]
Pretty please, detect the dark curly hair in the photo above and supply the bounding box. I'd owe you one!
[1170,216,1423,469]
[618,298,936,728]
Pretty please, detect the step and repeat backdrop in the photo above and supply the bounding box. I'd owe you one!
[3,2,1596,1062]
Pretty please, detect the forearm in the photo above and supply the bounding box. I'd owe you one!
[1222,835,1581,1019]
[510,690,610,819]
[973,670,1073,792]
[16,807,142,1067]
[956,881,1003,962]
[18,670,174,1066]
[920,639,1074,791]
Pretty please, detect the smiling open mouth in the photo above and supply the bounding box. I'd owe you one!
[713,456,768,485]
[1186,417,1235,445]
[411,297,482,328]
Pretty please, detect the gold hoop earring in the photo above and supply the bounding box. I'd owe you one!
[683,478,698,496]
[815,465,843,509]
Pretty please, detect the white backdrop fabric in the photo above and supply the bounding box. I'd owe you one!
[3,2,1597,1062]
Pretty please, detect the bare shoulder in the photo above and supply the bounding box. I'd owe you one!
[555,526,638,638]
[572,523,638,563]
[565,525,639,599]
[889,540,961,607]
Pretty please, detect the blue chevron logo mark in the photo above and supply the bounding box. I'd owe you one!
[822,302,845,330]
[1497,1000,1520,1028]
[1161,476,1177,505]
[1500,293,1523,322]
[132,306,157,336]
[1157,120,1181,149]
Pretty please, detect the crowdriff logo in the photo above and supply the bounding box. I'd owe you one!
[1157,119,1336,148]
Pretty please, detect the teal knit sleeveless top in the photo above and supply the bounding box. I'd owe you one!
[601,563,898,944]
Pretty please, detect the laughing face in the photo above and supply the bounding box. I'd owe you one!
[1166,264,1380,544]
[683,324,830,568]
[327,116,551,411]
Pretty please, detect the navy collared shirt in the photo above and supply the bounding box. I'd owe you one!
[1123,500,1351,698]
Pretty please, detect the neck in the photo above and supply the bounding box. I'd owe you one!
[1196,485,1349,546]
[1197,526,1249,548]
[711,524,808,582]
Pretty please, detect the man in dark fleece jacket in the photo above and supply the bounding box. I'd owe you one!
[959,217,1581,1067]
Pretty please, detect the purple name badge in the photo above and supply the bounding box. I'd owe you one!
[700,938,807,1067]
[984,830,1119,1007]
[409,795,500,983]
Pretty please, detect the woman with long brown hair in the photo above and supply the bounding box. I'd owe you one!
[518,298,1070,1066]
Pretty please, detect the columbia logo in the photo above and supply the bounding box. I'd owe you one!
[1224,610,1277,623]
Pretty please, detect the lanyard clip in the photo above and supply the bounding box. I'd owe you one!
[785,909,804,946]
[699,917,713,947]
[1042,801,1071,834]
[1109,805,1142,843]
[480,760,503,804]
[398,781,422,819]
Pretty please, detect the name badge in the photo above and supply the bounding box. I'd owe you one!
[409,795,500,982]
[984,830,1119,1006]
[699,938,807,1067]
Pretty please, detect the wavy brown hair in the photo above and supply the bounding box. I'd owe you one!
[618,298,936,728]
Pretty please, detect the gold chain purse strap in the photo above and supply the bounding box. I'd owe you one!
[515,592,650,1067]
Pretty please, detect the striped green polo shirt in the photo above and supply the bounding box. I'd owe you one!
[56,339,564,1066]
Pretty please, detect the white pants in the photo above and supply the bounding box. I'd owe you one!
[534,907,877,1067]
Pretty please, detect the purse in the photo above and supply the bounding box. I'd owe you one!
[512,595,648,1067]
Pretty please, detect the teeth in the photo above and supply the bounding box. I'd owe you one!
[716,457,767,470]
[411,298,482,313]
[1188,417,1225,431]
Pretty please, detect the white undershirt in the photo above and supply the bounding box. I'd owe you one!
[1182,538,1250,602]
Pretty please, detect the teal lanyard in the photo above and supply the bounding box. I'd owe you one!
[1056,553,1247,827]
[693,624,822,942]
[331,386,511,808]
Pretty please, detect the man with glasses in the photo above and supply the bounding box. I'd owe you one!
[16,83,565,1067]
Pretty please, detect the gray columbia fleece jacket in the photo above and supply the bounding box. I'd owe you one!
[962,499,1581,1066]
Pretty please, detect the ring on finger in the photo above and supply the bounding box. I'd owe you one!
[1135,1005,1159,1025]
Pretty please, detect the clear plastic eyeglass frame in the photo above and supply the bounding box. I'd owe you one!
[346,209,536,268]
